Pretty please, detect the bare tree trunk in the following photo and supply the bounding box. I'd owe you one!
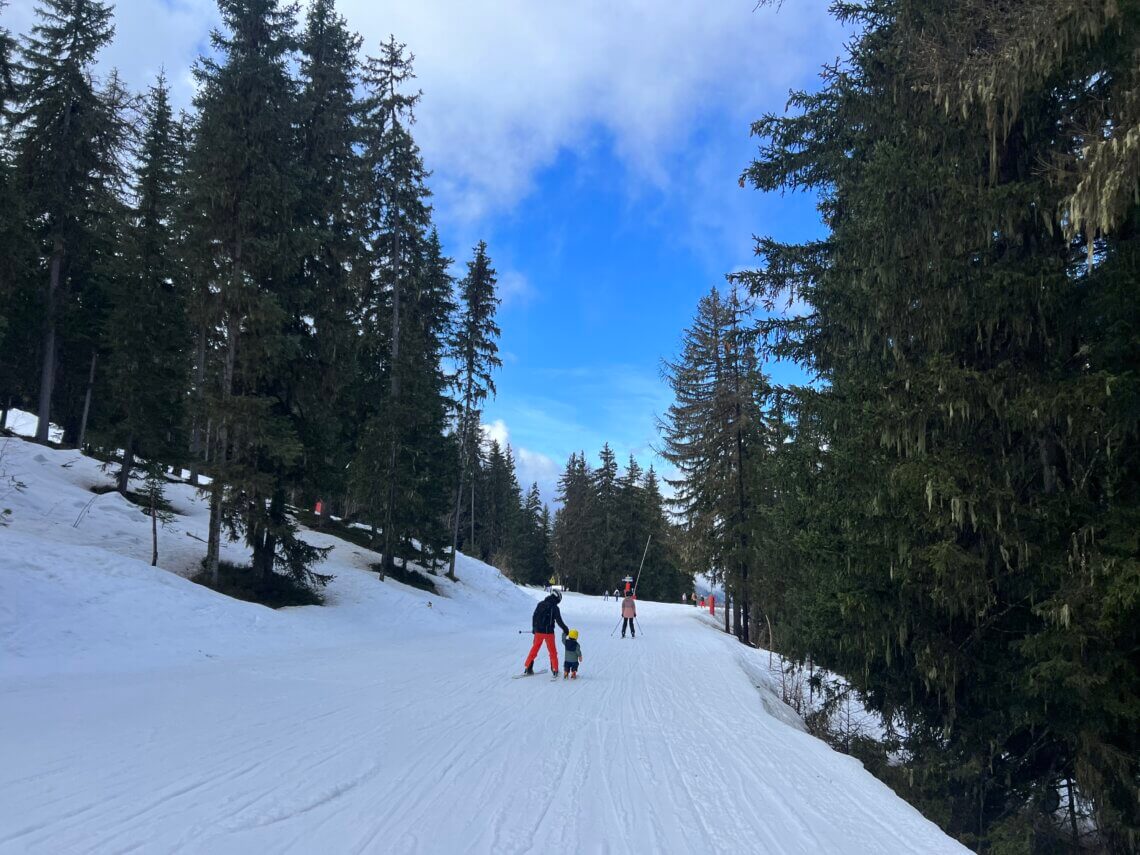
[447,473,464,581]
[724,589,730,634]
[206,313,238,585]
[1,397,11,430]
[151,489,159,567]
[1066,776,1079,851]
[35,240,65,444]
[207,475,224,583]
[189,326,206,485]
[117,434,135,494]
[252,488,283,581]
[77,351,98,449]
[448,415,474,581]
[380,227,402,579]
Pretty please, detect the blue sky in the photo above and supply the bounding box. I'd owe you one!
[8,0,848,504]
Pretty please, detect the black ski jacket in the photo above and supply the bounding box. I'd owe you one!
[532,596,569,635]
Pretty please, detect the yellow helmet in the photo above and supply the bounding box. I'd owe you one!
[568,629,579,639]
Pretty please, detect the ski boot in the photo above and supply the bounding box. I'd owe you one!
[523,664,534,676]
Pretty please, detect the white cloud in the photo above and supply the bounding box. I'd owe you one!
[8,0,219,110]
[480,418,510,449]
[515,447,559,500]
[496,269,535,308]
[342,0,844,226]
[11,0,845,233]
[479,418,560,506]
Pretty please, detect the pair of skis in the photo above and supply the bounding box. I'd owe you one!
[512,670,565,680]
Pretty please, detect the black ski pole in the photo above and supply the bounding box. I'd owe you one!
[609,617,623,638]
[635,617,644,637]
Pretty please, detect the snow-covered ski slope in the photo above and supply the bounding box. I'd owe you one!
[0,433,966,854]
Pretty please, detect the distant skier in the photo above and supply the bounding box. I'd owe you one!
[621,592,637,638]
[602,590,609,602]
[523,589,569,676]
[562,629,583,679]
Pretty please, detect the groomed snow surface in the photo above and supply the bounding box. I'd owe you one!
[0,430,966,854]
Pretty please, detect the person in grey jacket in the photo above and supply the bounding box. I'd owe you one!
[562,629,583,679]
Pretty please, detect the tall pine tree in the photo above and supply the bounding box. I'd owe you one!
[13,0,124,444]
[98,73,188,493]
[447,240,501,580]
[739,0,1140,846]
[187,0,321,587]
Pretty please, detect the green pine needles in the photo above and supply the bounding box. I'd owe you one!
[726,0,1140,850]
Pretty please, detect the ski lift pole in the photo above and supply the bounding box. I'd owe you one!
[632,534,651,594]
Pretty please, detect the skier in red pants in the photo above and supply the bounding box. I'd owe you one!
[523,590,569,676]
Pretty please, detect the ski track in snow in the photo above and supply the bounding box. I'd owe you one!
[0,433,967,854]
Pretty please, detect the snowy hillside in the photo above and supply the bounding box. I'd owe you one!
[0,432,966,853]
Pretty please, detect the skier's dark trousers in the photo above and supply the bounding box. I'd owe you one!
[523,591,569,675]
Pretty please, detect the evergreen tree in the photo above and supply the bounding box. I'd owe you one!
[591,442,620,588]
[392,228,457,567]
[739,0,1140,846]
[0,4,29,429]
[614,454,649,591]
[291,0,363,520]
[354,36,436,576]
[46,68,131,450]
[12,0,124,444]
[516,482,552,586]
[0,6,13,112]
[186,0,322,587]
[637,465,688,602]
[551,451,598,592]
[98,73,188,493]
[447,240,501,580]
[481,439,522,573]
[659,285,768,641]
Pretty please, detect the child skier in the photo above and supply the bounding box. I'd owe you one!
[562,629,583,679]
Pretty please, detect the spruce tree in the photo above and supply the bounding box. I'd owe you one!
[639,466,687,602]
[591,443,620,589]
[480,439,522,573]
[291,0,363,520]
[186,0,320,586]
[0,5,35,427]
[659,286,767,641]
[13,0,123,444]
[517,482,551,585]
[388,228,456,568]
[551,452,598,592]
[739,0,1140,846]
[614,454,648,590]
[447,240,502,580]
[354,36,436,577]
[98,73,188,493]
